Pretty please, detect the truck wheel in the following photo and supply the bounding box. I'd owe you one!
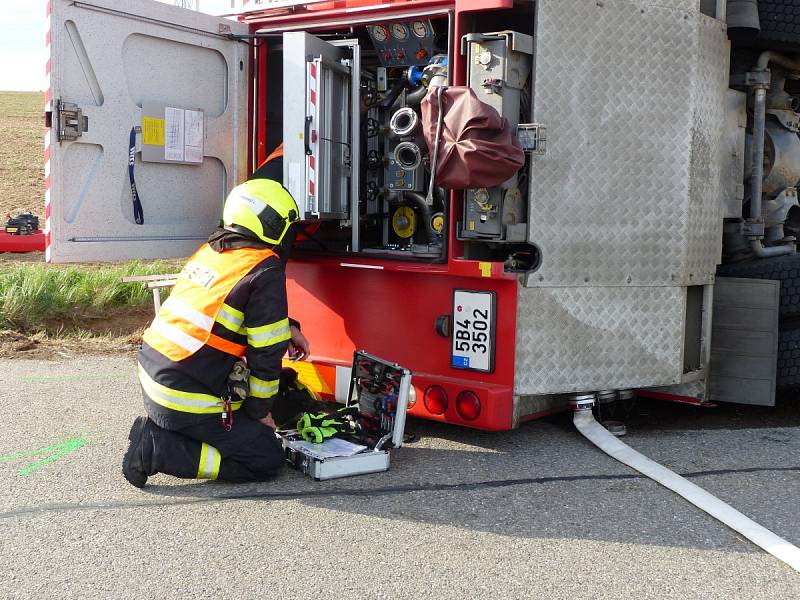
[778,326,800,389]
[756,1,800,49]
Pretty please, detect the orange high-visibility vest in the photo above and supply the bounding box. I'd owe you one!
[257,142,283,170]
[142,244,276,362]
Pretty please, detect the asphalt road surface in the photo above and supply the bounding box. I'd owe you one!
[1,355,798,599]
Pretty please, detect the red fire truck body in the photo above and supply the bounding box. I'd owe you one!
[45,0,800,429]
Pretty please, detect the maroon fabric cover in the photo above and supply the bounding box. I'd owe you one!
[421,86,525,190]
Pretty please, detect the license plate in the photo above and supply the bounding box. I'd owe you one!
[451,290,496,373]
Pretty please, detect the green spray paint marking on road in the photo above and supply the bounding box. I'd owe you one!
[0,437,88,477]
[18,374,109,384]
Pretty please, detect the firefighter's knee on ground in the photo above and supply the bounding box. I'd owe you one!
[251,453,284,480]
[252,434,285,479]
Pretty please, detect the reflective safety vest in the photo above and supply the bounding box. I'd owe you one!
[142,244,276,362]
[257,142,284,170]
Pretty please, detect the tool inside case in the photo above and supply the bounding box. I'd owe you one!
[346,351,409,449]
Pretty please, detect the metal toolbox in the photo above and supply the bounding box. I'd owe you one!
[280,350,412,480]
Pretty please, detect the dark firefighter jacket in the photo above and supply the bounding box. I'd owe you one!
[138,228,299,430]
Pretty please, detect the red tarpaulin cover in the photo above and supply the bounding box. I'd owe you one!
[421,86,525,190]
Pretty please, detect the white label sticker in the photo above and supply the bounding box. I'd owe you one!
[237,194,266,216]
[287,162,304,213]
[451,290,495,372]
[183,109,204,163]
[164,106,185,162]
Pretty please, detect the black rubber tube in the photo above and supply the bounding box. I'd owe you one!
[405,191,438,244]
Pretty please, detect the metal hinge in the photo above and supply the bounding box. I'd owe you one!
[55,99,88,142]
[517,123,546,155]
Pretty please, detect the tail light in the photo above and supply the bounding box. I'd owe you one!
[423,385,448,415]
[456,390,481,421]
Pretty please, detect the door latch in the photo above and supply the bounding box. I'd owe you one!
[516,123,546,155]
[55,100,88,142]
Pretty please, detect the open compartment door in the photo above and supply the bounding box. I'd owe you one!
[46,0,248,263]
[283,32,352,220]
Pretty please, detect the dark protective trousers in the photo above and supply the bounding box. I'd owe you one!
[142,409,285,483]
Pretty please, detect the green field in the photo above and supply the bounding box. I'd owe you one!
[0,91,44,220]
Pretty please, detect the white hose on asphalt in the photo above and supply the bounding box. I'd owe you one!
[574,409,800,572]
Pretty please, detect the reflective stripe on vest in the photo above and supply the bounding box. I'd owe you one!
[142,244,274,362]
[138,364,244,414]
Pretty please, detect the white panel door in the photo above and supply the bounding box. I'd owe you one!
[47,0,248,262]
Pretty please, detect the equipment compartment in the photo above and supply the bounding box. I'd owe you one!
[269,17,453,261]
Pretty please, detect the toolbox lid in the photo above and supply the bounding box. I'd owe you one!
[347,350,412,450]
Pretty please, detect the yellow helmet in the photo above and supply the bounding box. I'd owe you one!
[222,179,299,245]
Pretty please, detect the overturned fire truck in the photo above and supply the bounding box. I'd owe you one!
[45,0,800,429]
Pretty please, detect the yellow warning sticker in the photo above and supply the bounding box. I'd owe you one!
[479,262,492,278]
[142,117,165,146]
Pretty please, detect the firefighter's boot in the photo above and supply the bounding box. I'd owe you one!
[122,416,156,488]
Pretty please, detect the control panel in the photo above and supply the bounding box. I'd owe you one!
[367,20,436,67]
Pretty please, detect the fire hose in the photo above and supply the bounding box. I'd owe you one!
[571,396,800,572]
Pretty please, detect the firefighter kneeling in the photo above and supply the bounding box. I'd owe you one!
[122,178,309,487]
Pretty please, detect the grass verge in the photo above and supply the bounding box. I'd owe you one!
[0,261,180,333]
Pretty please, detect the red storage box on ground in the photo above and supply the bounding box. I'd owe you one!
[0,231,46,253]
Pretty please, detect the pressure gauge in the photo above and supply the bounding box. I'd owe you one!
[411,21,429,38]
[390,23,409,40]
[371,25,389,42]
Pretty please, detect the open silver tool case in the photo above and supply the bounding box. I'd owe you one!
[280,350,412,480]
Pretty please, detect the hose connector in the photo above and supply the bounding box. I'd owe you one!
[389,107,421,138]
[569,393,596,412]
[394,141,424,170]
[596,390,617,405]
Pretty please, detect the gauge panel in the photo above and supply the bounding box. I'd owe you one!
[390,23,409,40]
[369,25,389,42]
[411,21,430,38]
[367,19,436,67]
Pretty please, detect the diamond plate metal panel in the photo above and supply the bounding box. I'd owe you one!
[514,286,686,395]
[526,1,729,287]
[686,15,729,279]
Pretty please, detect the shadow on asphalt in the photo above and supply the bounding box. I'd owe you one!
[131,402,800,553]
[541,396,800,434]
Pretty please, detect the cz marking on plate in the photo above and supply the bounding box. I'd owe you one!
[451,290,496,373]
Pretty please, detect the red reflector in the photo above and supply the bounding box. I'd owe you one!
[423,385,448,415]
[456,390,481,421]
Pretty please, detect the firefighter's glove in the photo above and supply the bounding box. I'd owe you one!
[272,368,326,429]
[226,360,250,400]
[296,407,359,444]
